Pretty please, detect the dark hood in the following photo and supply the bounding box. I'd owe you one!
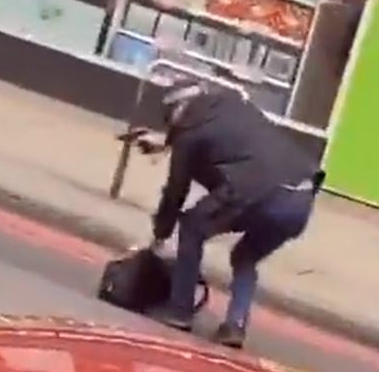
[165,89,241,146]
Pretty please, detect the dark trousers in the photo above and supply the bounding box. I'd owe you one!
[170,186,315,326]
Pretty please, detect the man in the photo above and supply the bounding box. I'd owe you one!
[139,78,324,348]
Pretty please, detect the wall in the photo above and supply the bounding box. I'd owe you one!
[0,29,165,128]
[323,0,379,205]
[288,1,352,129]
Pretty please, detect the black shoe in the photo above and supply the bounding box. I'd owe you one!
[152,307,193,332]
[214,322,246,349]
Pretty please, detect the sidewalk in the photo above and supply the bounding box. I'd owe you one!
[1,80,379,347]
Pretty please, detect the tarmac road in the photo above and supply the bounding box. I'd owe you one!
[0,206,377,372]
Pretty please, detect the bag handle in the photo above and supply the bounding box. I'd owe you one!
[193,276,209,313]
[148,239,210,313]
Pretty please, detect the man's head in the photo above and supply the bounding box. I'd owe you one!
[162,77,208,127]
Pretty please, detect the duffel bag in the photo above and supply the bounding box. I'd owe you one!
[98,248,209,314]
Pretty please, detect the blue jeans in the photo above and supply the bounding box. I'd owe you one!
[170,187,314,326]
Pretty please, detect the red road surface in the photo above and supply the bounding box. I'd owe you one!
[0,207,377,372]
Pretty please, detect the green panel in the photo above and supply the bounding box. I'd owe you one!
[0,0,103,53]
[324,0,379,205]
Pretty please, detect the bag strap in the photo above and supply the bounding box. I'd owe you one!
[147,241,210,313]
[193,276,210,313]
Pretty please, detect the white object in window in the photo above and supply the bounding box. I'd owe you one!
[124,3,158,36]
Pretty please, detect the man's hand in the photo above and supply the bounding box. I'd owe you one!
[117,128,166,155]
[117,127,149,142]
[136,133,166,155]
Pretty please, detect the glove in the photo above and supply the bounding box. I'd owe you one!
[136,133,166,155]
[117,127,148,142]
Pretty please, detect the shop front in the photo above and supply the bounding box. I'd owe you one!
[100,0,362,165]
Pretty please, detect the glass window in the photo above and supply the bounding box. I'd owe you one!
[263,49,297,82]
[109,32,158,74]
[155,14,187,41]
[124,3,158,36]
[214,31,235,62]
[232,37,252,65]
[186,22,216,57]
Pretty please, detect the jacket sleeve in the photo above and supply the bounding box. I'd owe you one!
[153,137,193,239]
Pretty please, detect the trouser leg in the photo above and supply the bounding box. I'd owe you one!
[226,187,314,328]
[169,212,206,315]
[226,226,287,328]
[170,193,229,316]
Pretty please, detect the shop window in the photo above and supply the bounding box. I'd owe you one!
[186,22,216,57]
[232,37,252,65]
[124,3,158,36]
[155,14,188,42]
[213,31,235,62]
[109,32,158,74]
[263,49,297,82]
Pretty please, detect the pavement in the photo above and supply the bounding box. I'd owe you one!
[0,204,378,372]
[0,79,379,348]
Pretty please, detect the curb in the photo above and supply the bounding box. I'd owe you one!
[0,186,378,351]
[204,260,379,351]
[0,187,133,253]
[256,287,379,351]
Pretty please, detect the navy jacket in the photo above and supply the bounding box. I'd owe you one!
[154,90,318,239]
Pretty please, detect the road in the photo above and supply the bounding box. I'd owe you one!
[0,207,377,372]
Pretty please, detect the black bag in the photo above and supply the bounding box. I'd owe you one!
[98,248,209,314]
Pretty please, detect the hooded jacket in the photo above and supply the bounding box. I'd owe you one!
[154,89,318,239]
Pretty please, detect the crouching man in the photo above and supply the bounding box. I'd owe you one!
[138,78,324,348]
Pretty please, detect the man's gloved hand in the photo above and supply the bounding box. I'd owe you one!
[117,127,149,142]
[136,133,166,155]
[117,127,166,155]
